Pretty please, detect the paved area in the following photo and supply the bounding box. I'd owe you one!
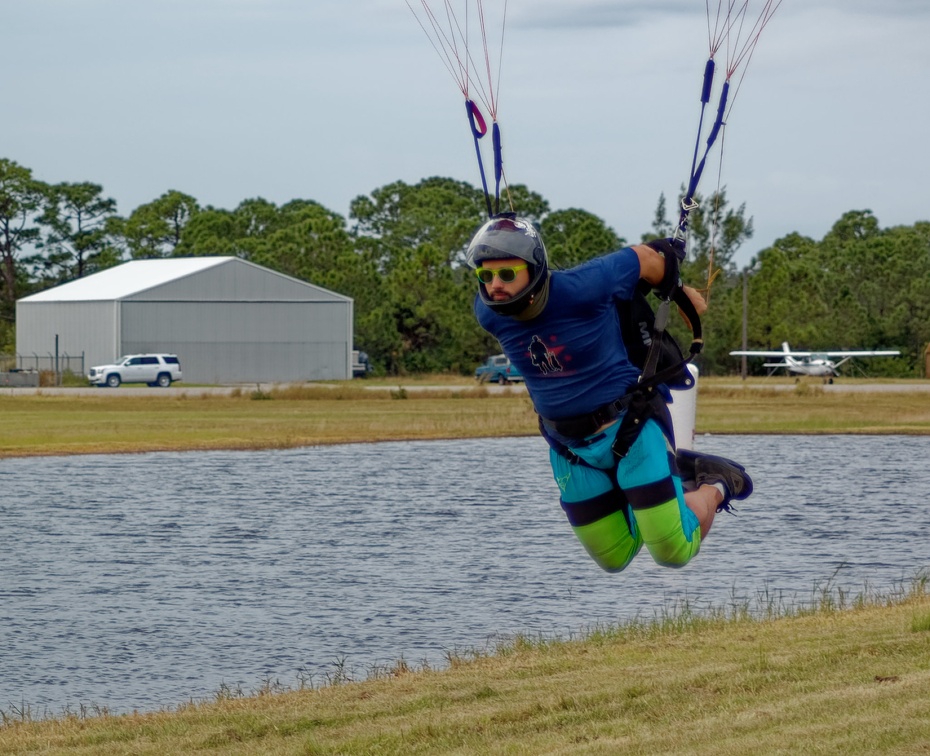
[0,382,530,397]
[712,382,930,393]
[4,380,928,397]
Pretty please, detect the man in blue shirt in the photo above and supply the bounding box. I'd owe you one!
[468,214,752,572]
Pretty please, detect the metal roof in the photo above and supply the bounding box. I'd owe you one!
[20,257,238,302]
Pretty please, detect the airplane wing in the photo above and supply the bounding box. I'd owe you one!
[817,350,900,357]
[730,350,811,358]
[730,349,899,358]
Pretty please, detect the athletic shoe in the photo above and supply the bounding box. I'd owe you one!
[676,449,753,513]
[675,448,699,483]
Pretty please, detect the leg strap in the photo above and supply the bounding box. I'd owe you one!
[611,388,675,460]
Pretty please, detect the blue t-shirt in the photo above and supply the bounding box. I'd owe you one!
[475,247,642,420]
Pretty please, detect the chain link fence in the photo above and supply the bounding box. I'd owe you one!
[0,353,85,386]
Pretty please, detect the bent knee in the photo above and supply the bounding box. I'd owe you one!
[632,498,702,568]
[570,511,642,573]
[647,538,701,568]
[588,540,639,573]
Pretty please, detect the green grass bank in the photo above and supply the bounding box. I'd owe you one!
[2,378,929,458]
[2,586,929,754]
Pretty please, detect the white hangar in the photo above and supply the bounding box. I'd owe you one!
[16,257,354,383]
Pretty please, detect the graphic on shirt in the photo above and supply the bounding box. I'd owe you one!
[529,335,563,374]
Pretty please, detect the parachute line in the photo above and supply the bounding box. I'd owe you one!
[406,1,510,217]
[678,0,781,239]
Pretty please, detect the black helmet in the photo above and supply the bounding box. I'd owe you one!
[466,214,549,316]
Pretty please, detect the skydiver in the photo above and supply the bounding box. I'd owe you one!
[467,215,753,572]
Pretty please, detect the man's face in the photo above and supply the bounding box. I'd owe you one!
[478,258,531,302]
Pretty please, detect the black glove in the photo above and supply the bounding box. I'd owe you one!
[644,237,686,262]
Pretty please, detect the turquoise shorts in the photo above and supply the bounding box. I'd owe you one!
[550,417,701,572]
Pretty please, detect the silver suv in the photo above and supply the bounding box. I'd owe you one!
[88,354,183,388]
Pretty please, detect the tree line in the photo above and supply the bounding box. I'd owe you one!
[2,157,927,376]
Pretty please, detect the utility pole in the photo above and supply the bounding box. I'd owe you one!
[741,272,748,380]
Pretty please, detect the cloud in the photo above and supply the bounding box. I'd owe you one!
[505,0,930,31]
[508,0,700,29]
[812,0,930,15]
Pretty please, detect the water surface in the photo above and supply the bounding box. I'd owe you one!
[1,434,928,715]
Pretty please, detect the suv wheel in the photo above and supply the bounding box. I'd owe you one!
[156,373,172,388]
[106,374,121,388]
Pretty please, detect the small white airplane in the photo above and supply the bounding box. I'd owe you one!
[730,342,900,379]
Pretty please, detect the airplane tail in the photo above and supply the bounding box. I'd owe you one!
[781,342,791,354]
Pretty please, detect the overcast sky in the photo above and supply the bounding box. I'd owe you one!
[6,1,929,266]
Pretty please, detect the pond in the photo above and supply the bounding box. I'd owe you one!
[1,434,928,716]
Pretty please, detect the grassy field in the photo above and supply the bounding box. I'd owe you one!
[3,377,930,753]
[2,377,929,458]
[695,381,930,435]
[0,384,537,458]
